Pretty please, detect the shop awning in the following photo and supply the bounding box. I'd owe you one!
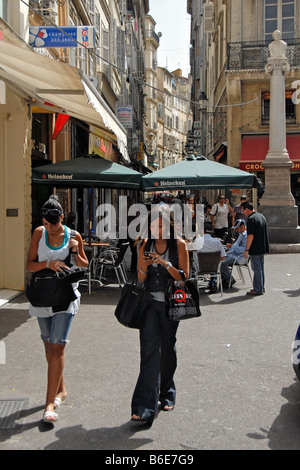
[240,135,300,172]
[0,39,129,160]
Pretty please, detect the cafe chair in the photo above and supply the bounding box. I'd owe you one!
[229,254,252,287]
[95,242,129,287]
[197,250,223,296]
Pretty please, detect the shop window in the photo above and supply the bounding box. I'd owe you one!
[32,113,49,160]
[261,90,296,124]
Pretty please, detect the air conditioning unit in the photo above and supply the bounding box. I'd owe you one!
[29,0,42,9]
[204,1,214,34]
[38,0,58,22]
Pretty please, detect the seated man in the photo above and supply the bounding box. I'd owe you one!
[221,219,247,288]
[194,222,226,293]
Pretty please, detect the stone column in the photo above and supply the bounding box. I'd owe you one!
[259,30,299,243]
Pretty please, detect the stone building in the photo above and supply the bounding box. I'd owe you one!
[188,0,300,212]
[0,0,150,291]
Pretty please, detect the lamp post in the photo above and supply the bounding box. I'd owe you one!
[259,30,300,243]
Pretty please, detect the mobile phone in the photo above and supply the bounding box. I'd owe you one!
[144,251,152,258]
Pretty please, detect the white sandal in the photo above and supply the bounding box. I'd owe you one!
[54,396,66,409]
[43,411,58,423]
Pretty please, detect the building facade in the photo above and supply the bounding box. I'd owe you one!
[188,0,300,214]
[154,66,192,169]
[0,0,150,291]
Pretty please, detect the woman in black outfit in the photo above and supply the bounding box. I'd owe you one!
[131,205,189,424]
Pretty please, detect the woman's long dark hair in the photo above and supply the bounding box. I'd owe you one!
[139,205,178,256]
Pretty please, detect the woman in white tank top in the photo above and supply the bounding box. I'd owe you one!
[27,195,88,424]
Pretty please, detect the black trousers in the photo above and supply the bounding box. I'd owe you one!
[131,300,179,423]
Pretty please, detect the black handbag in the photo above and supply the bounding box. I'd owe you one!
[114,275,154,329]
[26,268,76,308]
[26,230,87,308]
[167,271,201,322]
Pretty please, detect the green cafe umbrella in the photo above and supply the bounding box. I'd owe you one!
[141,154,260,191]
[32,154,142,189]
[32,154,142,244]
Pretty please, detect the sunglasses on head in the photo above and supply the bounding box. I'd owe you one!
[41,208,62,217]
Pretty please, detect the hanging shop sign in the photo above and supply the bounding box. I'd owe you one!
[116,106,133,129]
[29,26,96,49]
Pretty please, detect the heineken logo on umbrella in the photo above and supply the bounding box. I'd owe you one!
[47,174,74,180]
[154,180,186,187]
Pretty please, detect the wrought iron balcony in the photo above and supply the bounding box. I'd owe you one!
[227,39,300,71]
[146,29,160,45]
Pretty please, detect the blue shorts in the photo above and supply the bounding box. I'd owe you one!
[37,313,74,345]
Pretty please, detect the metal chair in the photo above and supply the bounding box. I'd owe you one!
[197,250,223,296]
[229,254,252,287]
[95,242,129,287]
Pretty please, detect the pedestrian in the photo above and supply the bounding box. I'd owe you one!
[187,194,196,232]
[26,195,88,424]
[232,195,248,226]
[220,219,248,288]
[241,202,269,296]
[195,222,226,293]
[210,195,233,240]
[66,211,76,230]
[131,205,189,424]
[117,198,138,272]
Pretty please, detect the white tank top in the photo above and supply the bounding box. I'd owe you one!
[29,225,81,318]
[38,225,72,264]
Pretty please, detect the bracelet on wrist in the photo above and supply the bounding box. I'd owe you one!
[140,267,148,275]
[72,251,79,255]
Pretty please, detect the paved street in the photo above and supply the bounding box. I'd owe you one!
[0,253,300,451]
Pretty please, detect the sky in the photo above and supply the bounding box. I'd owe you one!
[148,0,191,77]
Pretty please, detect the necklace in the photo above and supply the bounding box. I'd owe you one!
[154,242,167,256]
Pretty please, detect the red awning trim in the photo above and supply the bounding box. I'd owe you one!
[240,135,300,171]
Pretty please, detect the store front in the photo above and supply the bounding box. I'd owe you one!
[0,36,129,290]
[240,134,300,218]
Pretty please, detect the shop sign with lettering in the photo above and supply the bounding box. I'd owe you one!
[29,26,96,48]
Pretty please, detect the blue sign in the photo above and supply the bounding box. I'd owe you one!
[29,26,96,48]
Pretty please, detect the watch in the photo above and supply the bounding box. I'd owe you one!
[166,262,172,270]
[72,250,79,255]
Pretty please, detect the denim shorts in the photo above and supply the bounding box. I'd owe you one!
[37,313,74,345]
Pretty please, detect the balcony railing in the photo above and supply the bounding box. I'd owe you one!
[146,29,160,45]
[227,39,300,71]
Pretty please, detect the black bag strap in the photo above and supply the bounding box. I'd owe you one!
[177,269,186,282]
[64,229,77,266]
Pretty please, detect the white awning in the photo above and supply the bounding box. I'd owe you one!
[0,39,129,160]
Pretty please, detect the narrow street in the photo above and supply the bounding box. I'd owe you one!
[1,252,300,450]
